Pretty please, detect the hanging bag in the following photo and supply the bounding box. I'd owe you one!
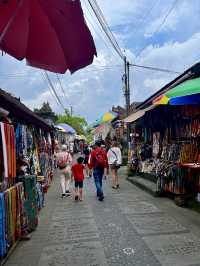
[57,153,69,169]
[110,149,120,168]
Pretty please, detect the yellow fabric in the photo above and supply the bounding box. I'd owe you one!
[102,112,114,122]
[154,95,169,105]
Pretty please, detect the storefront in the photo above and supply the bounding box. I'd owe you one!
[125,62,200,205]
[0,89,55,260]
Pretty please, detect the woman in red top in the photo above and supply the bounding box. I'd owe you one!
[71,157,85,201]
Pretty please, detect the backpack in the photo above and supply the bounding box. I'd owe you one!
[57,153,69,169]
[95,149,106,168]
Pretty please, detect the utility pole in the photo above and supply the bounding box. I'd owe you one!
[124,56,131,148]
[70,106,73,116]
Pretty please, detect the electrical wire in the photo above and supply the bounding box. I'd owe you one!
[136,0,179,58]
[153,0,179,35]
[43,71,65,111]
[41,72,60,106]
[87,0,124,60]
[131,0,160,38]
[129,63,180,74]
[82,0,119,60]
[56,74,67,100]
[55,74,73,112]
[91,0,122,53]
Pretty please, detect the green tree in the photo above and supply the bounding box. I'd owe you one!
[85,126,94,143]
[34,102,57,124]
[56,113,88,135]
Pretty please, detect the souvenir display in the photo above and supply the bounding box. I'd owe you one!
[129,105,200,202]
[0,121,55,260]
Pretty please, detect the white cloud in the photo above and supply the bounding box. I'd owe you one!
[144,0,200,37]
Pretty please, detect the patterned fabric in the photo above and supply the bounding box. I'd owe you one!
[0,193,6,257]
[0,183,26,258]
[0,122,16,181]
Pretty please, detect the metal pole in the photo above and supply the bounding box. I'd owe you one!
[126,61,130,148]
[124,57,128,116]
[124,57,130,149]
[127,61,130,113]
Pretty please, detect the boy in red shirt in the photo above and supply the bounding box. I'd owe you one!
[71,157,85,201]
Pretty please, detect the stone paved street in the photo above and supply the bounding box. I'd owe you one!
[5,167,200,266]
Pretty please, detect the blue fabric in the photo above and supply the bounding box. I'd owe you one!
[36,183,44,209]
[0,193,6,257]
[57,123,76,134]
[15,124,23,157]
[169,93,200,105]
[93,168,104,198]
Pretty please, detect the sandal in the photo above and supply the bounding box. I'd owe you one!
[75,195,79,201]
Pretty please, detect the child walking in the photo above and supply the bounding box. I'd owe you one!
[71,157,85,201]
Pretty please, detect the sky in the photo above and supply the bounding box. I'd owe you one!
[0,0,200,123]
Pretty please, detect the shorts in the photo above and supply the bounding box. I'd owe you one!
[75,181,83,188]
[59,166,71,179]
[84,157,89,164]
[110,164,120,170]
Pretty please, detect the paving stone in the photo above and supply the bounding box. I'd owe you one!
[38,241,108,266]
[127,212,189,236]
[143,233,200,266]
[5,167,200,266]
[118,200,160,214]
[88,198,161,265]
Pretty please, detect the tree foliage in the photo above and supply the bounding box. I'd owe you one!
[56,110,88,135]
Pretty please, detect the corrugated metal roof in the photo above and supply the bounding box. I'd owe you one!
[124,105,156,123]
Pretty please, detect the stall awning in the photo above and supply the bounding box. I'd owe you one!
[124,105,156,123]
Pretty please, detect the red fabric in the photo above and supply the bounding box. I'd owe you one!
[0,0,96,73]
[89,147,108,169]
[72,163,84,182]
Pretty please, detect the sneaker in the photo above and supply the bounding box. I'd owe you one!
[65,190,71,194]
[61,193,66,198]
[116,184,120,189]
[98,195,104,201]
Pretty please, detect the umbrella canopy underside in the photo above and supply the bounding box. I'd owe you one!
[153,77,200,105]
[0,0,96,73]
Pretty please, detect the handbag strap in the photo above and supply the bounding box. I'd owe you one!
[110,149,118,161]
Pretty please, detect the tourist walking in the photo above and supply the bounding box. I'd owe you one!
[83,144,90,178]
[89,141,109,201]
[101,143,108,179]
[107,140,122,189]
[56,144,73,198]
[71,157,85,201]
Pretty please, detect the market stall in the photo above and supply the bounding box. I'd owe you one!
[0,90,55,260]
[125,71,200,205]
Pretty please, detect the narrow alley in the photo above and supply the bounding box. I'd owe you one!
[5,168,200,266]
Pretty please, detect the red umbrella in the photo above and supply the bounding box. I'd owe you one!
[0,0,97,73]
